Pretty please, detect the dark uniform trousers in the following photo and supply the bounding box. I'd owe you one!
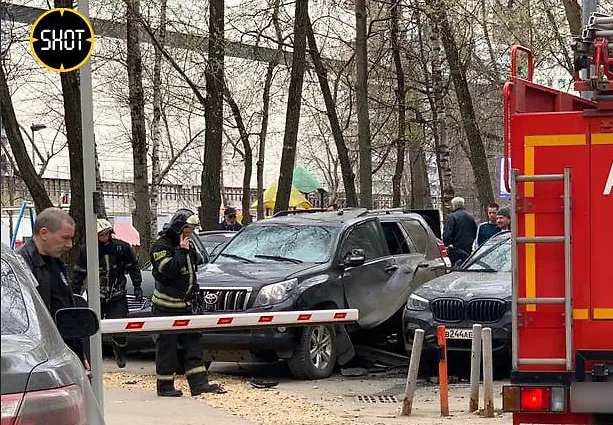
[152,304,209,389]
[103,296,129,349]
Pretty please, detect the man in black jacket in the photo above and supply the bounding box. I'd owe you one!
[443,197,477,266]
[150,208,224,397]
[218,207,243,231]
[18,207,87,367]
[72,218,143,368]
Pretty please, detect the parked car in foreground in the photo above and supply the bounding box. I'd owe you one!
[0,243,104,425]
[402,230,511,375]
[189,207,450,379]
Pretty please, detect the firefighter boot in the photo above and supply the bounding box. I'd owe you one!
[186,372,226,396]
[112,344,126,369]
[156,380,183,397]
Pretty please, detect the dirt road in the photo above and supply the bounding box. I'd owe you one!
[104,357,512,425]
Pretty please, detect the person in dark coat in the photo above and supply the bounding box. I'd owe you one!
[442,197,478,266]
[72,218,143,368]
[17,207,87,367]
[218,207,243,231]
[150,208,225,397]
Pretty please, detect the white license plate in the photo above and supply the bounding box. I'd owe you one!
[445,328,473,340]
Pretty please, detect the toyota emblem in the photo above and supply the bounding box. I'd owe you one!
[204,292,219,305]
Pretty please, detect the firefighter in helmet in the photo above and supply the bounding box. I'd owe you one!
[72,218,143,368]
[150,208,225,397]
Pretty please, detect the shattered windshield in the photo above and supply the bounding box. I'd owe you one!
[215,224,339,264]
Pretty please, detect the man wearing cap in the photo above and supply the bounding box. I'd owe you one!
[496,206,511,231]
[150,208,225,397]
[72,218,143,368]
[218,207,243,231]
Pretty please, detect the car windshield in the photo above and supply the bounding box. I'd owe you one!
[215,224,339,264]
[1,259,30,335]
[198,234,234,256]
[463,234,511,272]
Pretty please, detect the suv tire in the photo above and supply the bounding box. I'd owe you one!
[288,325,337,379]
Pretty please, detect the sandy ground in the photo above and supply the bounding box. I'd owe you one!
[103,356,512,425]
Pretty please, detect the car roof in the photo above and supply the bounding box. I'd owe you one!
[259,208,439,235]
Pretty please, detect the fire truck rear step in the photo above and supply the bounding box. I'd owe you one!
[510,167,573,372]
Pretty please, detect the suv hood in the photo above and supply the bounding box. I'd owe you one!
[414,270,511,299]
[197,262,323,288]
[1,335,48,395]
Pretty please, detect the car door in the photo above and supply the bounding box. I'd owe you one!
[400,219,447,282]
[339,220,400,329]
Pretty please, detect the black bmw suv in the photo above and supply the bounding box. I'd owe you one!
[193,208,451,379]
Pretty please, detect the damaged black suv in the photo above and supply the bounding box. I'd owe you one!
[195,208,450,379]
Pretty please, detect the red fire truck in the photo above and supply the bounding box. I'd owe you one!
[501,13,613,425]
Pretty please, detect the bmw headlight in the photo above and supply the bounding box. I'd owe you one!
[253,278,298,307]
[406,293,429,311]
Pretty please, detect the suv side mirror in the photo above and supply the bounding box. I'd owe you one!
[55,307,100,340]
[344,249,366,268]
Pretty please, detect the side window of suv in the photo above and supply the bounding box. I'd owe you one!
[381,222,411,255]
[341,221,386,261]
[401,220,428,255]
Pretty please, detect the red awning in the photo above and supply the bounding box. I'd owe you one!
[112,223,140,246]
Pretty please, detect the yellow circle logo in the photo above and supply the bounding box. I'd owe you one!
[29,8,94,73]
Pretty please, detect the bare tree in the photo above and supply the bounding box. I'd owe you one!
[390,0,405,208]
[201,0,225,229]
[0,65,52,212]
[355,0,372,208]
[150,0,167,236]
[126,0,153,260]
[306,15,358,207]
[274,0,309,213]
[428,0,494,212]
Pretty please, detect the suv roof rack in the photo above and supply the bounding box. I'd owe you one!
[271,208,328,217]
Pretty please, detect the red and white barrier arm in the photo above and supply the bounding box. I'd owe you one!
[101,309,359,335]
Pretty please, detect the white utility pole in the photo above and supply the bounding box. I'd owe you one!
[79,0,103,410]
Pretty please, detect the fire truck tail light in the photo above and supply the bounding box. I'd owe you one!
[521,387,551,412]
[502,385,567,413]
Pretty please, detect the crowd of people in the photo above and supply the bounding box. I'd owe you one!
[442,197,511,266]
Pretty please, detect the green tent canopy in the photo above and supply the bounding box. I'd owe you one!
[292,166,325,194]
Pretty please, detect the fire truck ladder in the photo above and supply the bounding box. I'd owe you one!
[510,167,573,372]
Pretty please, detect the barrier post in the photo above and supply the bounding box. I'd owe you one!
[482,327,494,417]
[401,329,424,416]
[437,325,449,417]
[469,324,483,412]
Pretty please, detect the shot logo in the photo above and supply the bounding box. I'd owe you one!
[29,8,94,73]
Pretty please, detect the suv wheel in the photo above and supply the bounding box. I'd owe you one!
[288,325,337,379]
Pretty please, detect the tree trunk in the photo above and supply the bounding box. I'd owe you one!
[258,62,274,220]
[561,0,582,37]
[390,0,405,208]
[274,0,308,213]
[428,1,493,213]
[354,0,372,208]
[94,146,107,218]
[408,135,431,209]
[201,0,225,229]
[0,66,52,212]
[150,0,167,236]
[224,86,252,225]
[126,0,152,262]
[428,23,454,218]
[306,16,358,207]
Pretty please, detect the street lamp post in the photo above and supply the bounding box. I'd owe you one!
[30,123,46,168]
